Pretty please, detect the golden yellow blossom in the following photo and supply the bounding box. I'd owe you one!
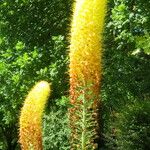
[19,81,50,150]
[69,0,107,104]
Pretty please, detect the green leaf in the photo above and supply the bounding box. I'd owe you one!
[15,41,25,50]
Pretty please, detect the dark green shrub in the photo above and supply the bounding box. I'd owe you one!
[0,0,72,47]
[102,0,150,149]
[107,100,150,150]
[42,96,70,150]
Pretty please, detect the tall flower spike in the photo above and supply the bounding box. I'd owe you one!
[19,81,51,150]
[69,0,107,149]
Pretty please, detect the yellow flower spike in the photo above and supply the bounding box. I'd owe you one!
[19,81,51,150]
[69,0,107,103]
[69,0,107,149]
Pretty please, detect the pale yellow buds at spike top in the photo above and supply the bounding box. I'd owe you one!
[19,81,51,150]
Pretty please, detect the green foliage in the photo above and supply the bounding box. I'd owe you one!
[106,0,150,53]
[70,86,99,150]
[102,0,150,149]
[0,0,72,47]
[135,33,150,55]
[105,100,150,150]
[102,0,150,113]
[42,96,70,150]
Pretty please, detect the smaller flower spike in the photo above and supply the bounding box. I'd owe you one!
[19,81,51,150]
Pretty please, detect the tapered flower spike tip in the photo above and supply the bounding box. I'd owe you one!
[19,81,51,150]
